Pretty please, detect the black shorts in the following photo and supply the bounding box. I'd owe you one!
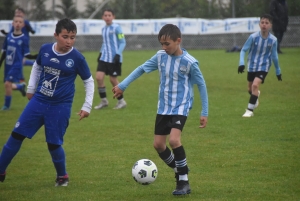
[247,71,268,84]
[97,60,122,77]
[154,114,187,135]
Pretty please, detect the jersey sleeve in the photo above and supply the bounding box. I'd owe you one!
[76,57,92,81]
[239,36,253,66]
[190,63,208,117]
[271,41,281,75]
[116,25,126,55]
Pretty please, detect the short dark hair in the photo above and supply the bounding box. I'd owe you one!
[260,14,273,23]
[102,8,114,16]
[55,18,77,35]
[15,7,25,14]
[158,24,181,41]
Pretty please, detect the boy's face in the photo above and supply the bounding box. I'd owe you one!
[159,36,181,56]
[12,16,24,32]
[102,11,114,25]
[54,29,76,53]
[259,18,272,32]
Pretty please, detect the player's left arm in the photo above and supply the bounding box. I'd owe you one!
[115,26,126,55]
[25,20,35,34]
[190,63,208,128]
[271,41,282,81]
[77,58,95,120]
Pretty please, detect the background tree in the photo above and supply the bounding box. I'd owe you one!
[29,0,51,21]
[0,0,15,20]
[55,0,79,19]
[81,0,103,19]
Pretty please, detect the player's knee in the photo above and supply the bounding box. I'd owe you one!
[11,132,26,141]
[47,143,60,151]
[169,139,181,149]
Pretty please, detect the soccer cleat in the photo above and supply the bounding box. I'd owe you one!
[0,172,6,182]
[172,180,191,195]
[242,109,254,117]
[113,99,127,109]
[94,100,109,109]
[20,83,26,97]
[1,106,9,111]
[55,175,69,187]
[254,90,260,108]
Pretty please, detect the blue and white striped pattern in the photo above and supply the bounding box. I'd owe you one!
[239,31,280,75]
[175,158,187,168]
[164,153,175,165]
[100,23,125,63]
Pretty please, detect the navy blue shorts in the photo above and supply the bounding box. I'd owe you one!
[13,97,71,145]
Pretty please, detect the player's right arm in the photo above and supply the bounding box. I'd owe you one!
[27,61,42,99]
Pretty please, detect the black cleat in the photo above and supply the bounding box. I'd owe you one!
[172,180,191,195]
[0,172,6,182]
[55,175,69,186]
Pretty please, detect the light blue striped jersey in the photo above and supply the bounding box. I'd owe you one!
[239,31,281,75]
[118,49,208,117]
[99,23,126,63]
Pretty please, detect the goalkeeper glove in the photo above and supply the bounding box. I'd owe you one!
[277,74,282,81]
[238,65,245,74]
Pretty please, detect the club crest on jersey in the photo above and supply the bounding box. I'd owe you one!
[179,66,188,74]
[65,59,74,68]
[15,122,20,128]
[18,40,23,45]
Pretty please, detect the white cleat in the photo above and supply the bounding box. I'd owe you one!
[254,90,260,108]
[242,109,254,117]
[113,100,127,109]
[94,100,109,109]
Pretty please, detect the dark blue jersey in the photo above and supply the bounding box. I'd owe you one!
[2,33,30,80]
[34,43,92,105]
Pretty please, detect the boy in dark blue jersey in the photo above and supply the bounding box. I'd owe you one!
[0,18,94,186]
[0,16,37,110]
[238,14,282,117]
[1,8,36,69]
[113,24,208,195]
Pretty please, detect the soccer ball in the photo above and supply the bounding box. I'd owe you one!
[132,159,158,185]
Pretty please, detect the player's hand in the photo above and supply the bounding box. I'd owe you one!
[238,65,245,74]
[113,54,120,64]
[277,74,282,81]
[97,53,101,63]
[112,85,123,99]
[26,93,34,100]
[77,110,90,120]
[199,116,207,128]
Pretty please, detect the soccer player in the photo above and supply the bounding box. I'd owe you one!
[113,24,208,195]
[0,18,94,186]
[94,8,127,110]
[1,8,36,68]
[0,15,37,110]
[238,14,282,117]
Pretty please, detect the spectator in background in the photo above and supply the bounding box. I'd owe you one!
[269,0,288,54]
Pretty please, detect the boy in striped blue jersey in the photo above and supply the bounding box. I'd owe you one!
[94,8,127,110]
[113,24,208,195]
[238,14,282,117]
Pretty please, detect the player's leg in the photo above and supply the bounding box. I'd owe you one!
[44,104,71,186]
[109,63,126,109]
[12,82,26,97]
[243,72,266,117]
[0,98,44,182]
[2,81,13,110]
[168,116,190,195]
[0,132,26,182]
[94,61,109,109]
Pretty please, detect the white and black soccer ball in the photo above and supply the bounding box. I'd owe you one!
[132,159,158,185]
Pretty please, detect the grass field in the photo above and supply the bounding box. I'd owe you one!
[0,48,300,201]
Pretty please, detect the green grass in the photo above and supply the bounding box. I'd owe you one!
[0,48,300,201]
